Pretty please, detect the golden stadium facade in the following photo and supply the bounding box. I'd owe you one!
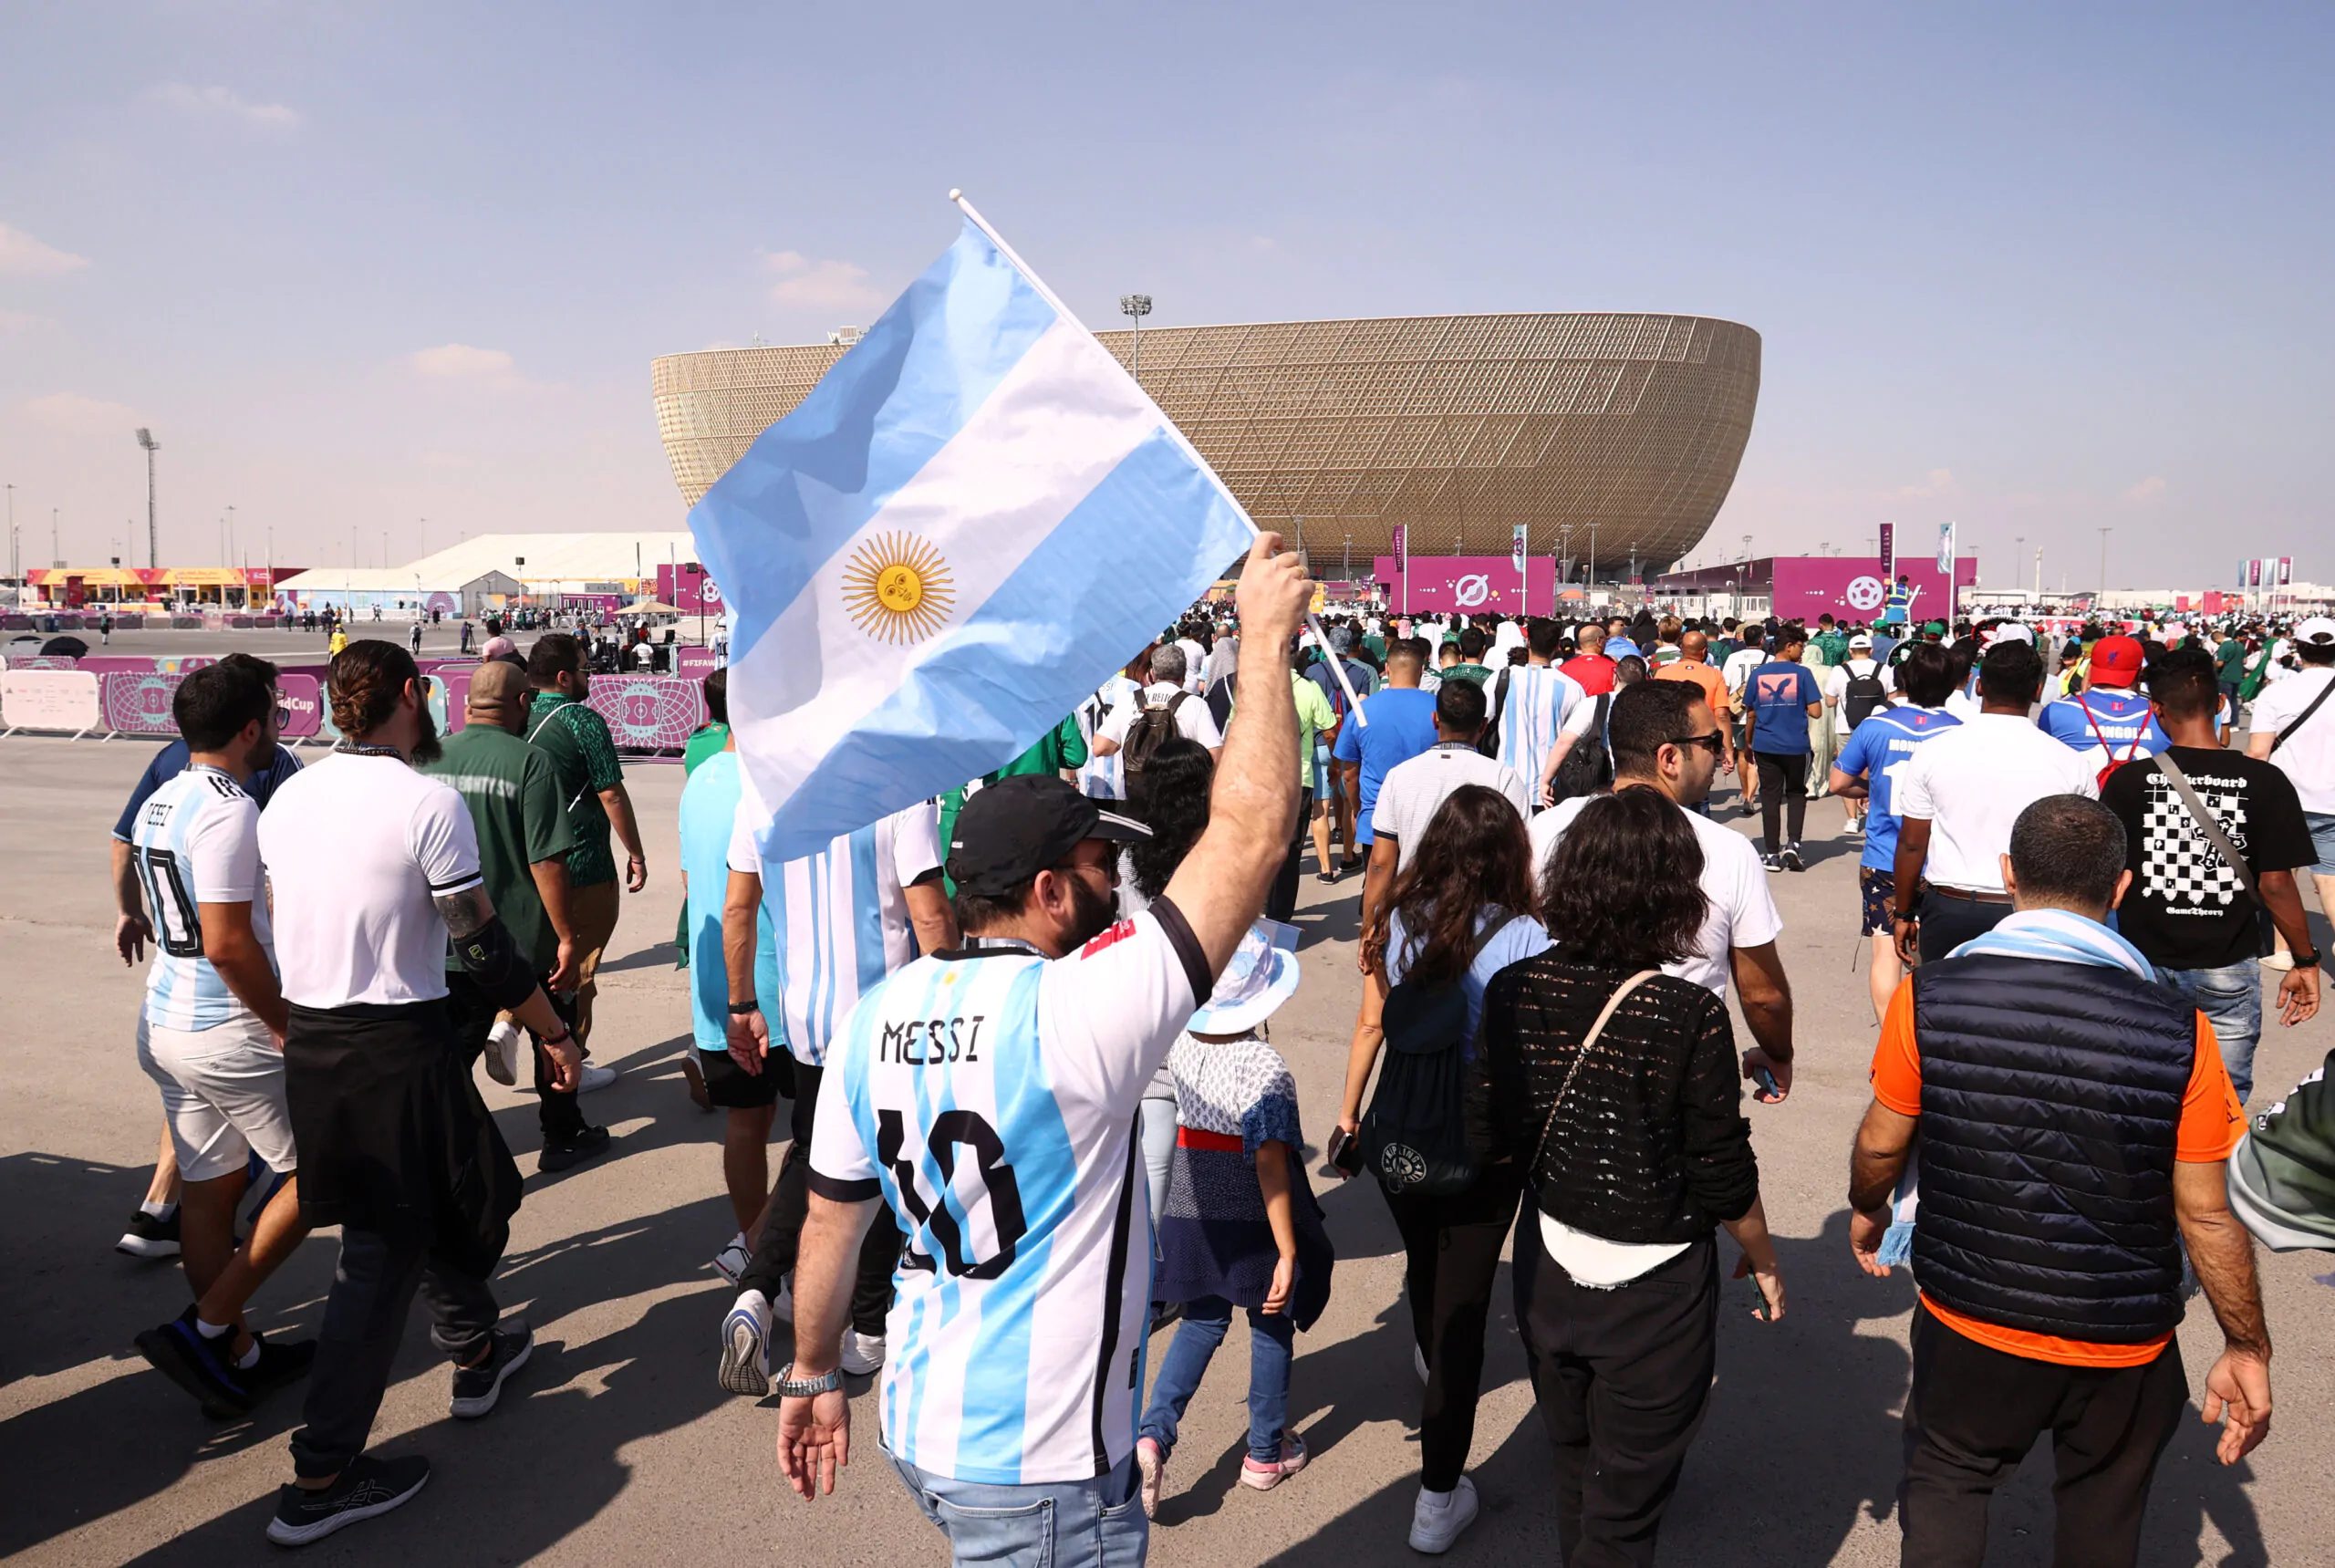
[651,313,1759,578]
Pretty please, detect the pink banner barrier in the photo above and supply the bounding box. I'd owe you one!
[99,671,185,736]
[78,656,162,675]
[277,674,325,739]
[673,646,720,680]
[584,675,708,751]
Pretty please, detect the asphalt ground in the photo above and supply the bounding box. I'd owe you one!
[5,689,2334,1565]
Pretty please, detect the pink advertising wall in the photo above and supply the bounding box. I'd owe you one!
[1372,556,1562,616]
[1770,557,1978,626]
[655,562,723,616]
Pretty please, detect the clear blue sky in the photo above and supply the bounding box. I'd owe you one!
[4,2,2329,588]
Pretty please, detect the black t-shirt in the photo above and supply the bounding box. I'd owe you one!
[2100,746,2316,970]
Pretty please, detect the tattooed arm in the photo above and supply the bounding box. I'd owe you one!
[435,885,581,1089]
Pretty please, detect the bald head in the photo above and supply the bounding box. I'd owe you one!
[1680,629,1708,660]
[467,660,529,731]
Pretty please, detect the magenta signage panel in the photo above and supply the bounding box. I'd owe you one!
[656,562,723,615]
[276,674,325,739]
[99,671,184,735]
[1770,556,1977,627]
[1373,556,1559,615]
[584,675,709,751]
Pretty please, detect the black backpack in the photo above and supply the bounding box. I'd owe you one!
[1476,667,1515,759]
[1361,927,1499,1198]
[1122,692,1188,786]
[1842,663,1888,730]
[1549,694,1614,802]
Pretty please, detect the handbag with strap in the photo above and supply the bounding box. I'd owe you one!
[1362,922,1506,1199]
[1527,970,1663,1180]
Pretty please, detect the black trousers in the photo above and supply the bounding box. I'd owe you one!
[291,1225,498,1479]
[1899,1304,2187,1568]
[1511,1222,1718,1568]
[1381,1162,1524,1491]
[444,972,586,1144]
[738,1061,901,1335]
[1265,787,1315,924]
[1915,889,2014,964]
[1752,751,1809,851]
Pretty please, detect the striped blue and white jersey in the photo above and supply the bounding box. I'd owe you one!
[130,765,274,1032]
[809,904,1210,1485]
[727,780,943,1065]
[1495,663,1586,794]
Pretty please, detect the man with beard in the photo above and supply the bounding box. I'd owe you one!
[524,633,647,1091]
[254,640,581,1544]
[767,530,1312,1567]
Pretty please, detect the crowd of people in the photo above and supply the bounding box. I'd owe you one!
[97,550,2335,1564]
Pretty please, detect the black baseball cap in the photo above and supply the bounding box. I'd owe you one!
[947,774,1151,898]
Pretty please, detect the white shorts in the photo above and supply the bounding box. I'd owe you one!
[137,1012,298,1182]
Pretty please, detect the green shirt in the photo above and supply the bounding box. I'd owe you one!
[1440,662,1494,687]
[1813,629,1851,665]
[525,690,625,888]
[2216,639,2248,685]
[1362,633,1387,661]
[937,715,1092,894]
[683,722,731,774]
[424,723,576,973]
[1292,670,1337,786]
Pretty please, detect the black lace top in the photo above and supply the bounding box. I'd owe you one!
[1466,955,1759,1242]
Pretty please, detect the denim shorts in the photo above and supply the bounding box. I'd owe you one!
[1312,739,1333,799]
[887,1449,1146,1568]
[2308,811,2335,877]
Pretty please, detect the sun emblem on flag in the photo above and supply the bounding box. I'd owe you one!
[841,533,956,644]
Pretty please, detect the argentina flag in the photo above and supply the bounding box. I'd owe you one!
[691,194,1254,862]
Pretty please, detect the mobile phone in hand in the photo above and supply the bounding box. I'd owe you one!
[1749,1064,1782,1101]
[1325,1125,1365,1177]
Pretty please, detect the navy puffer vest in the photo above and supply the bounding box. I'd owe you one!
[1911,954,2195,1344]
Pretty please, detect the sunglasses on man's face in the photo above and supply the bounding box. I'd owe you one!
[1668,732,1726,757]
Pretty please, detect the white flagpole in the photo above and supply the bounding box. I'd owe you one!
[947,189,1365,725]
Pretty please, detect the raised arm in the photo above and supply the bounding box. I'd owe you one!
[1160,533,1311,977]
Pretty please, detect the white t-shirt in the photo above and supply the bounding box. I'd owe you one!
[728,780,943,1065]
[1097,684,1223,765]
[808,905,1209,1486]
[1371,742,1532,869]
[131,765,275,1032]
[257,753,483,1008]
[1076,674,1142,798]
[1893,712,2100,892]
[1721,646,1764,699]
[1528,792,1780,997]
[1823,658,1897,739]
[2249,666,2335,815]
[1173,639,1208,695]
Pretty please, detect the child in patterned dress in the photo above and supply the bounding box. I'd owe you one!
[1136,921,1334,1516]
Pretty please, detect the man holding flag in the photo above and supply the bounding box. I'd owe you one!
[681,192,1338,1564]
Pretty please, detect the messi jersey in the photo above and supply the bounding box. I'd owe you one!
[130,765,275,1031]
[1495,664,1585,798]
[808,905,1209,1485]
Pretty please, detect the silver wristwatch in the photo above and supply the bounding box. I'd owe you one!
[775,1363,843,1398]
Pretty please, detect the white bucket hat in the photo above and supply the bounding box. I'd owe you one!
[1186,919,1302,1035]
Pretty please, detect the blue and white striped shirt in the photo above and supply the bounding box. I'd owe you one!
[131,765,274,1032]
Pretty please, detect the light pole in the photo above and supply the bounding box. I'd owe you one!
[225,504,236,574]
[1119,294,1152,386]
[134,428,161,568]
[1588,524,1599,591]
[5,482,14,583]
[2097,526,2112,604]
[2013,535,2023,602]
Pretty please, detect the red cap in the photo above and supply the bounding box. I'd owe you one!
[2090,635,2145,688]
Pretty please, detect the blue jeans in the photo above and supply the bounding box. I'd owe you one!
[2154,961,2263,1103]
[887,1450,1147,1568]
[1137,1293,1293,1463]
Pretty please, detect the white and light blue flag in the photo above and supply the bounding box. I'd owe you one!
[691,202,1255,862]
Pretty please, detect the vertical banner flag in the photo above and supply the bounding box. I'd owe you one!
[2278,556,2293,586]
[1936,521,1956,574]
[1392,523,1407,614]
[1511,524,1528,611]
[2249,559,2262,588]
[690,200,1255,860]
[1878,522,1896,584]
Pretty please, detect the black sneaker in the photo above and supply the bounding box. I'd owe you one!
[265,1453,431,1546]
[247,1332,318,1394]
[1781,845,1805,873]
[450,1323,533,1418]
[135,1305,254,1418]
[1761,852,1783,874]
[537,1125,610,1174]
[117,1209,181,1259]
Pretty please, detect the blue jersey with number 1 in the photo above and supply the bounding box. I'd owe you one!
[1834,707,1963,871]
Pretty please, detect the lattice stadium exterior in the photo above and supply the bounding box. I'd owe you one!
[652,313,1759,581]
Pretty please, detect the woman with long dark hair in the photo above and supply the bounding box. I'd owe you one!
[1472,786,1782,1566]
[1334,784,1547,1552]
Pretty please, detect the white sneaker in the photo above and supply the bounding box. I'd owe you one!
[718,1291,772,1397]
[711,1232,749,1284]
[576,1062,617,1094]
[839,1331,885,1376]
[768,1274,794,1324]
[2262,951,2297,971]
[1408,1476,1479,1554]
[483,1021,523,1086]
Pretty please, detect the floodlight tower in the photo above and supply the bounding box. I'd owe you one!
[1119,294,1152,385]
[135,428,160,567]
